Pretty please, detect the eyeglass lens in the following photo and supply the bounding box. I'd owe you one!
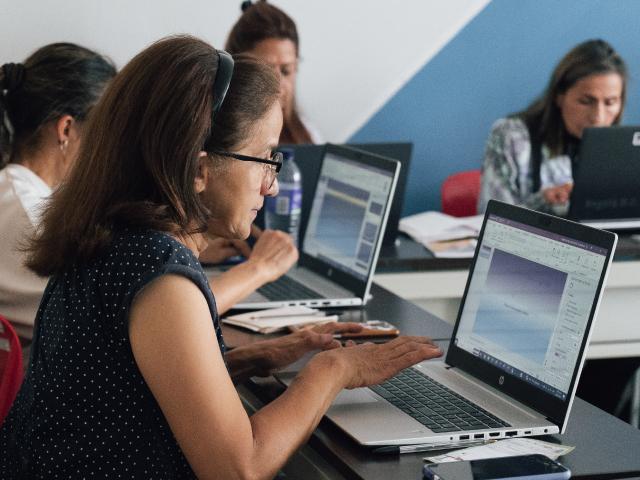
[264,152,282,190]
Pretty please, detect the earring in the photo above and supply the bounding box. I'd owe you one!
[59,139,69,153]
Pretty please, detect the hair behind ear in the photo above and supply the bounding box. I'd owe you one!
[1,43,115,168]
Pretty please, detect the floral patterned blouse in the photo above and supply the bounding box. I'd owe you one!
[478,117,573,216]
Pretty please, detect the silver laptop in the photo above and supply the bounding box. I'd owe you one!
[234,143,400,310]
[569,126,640,230]
[279,200,617,446]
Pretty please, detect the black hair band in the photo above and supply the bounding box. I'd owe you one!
[2,63,26,91]
[212,50,234,119]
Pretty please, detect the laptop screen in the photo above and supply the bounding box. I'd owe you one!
[454,214,608,401]
[568,126,640,226]
[302,152,395,281]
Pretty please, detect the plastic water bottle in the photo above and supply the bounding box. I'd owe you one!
[265,148,302,246]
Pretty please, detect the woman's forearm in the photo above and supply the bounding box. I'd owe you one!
[245,353,349,478]
[225,343,272,383]
[209,260,269,315]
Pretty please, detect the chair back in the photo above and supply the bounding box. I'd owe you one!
[441,169,481,217]
[0,314,23,424]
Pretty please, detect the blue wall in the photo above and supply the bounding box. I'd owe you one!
[350,0,640,215]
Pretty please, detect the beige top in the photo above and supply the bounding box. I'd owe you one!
[0,164,51,339]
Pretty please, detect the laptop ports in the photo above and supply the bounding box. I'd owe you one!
[505,431,518,437]
[474,434,484,439]
[459,435,470,440]
[489,432,500,437]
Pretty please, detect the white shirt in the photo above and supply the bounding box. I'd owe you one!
[0,164,51,338]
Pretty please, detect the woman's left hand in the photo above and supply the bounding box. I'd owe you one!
[199,235,251,264]
[248,322,364,376]
[542,182,573,205]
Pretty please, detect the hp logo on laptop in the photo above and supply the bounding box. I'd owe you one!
[633,131,640,147]
[498,375,505,385]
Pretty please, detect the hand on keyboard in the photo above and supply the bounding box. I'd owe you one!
[246,321,364,376]
[321,336,443,390]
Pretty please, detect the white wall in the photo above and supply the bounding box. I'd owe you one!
[0,0,488,141]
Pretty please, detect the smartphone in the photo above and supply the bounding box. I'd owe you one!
[338,320,400,338]
[423,454,571,480]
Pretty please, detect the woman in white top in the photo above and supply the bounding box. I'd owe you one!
[0,44,116,338]
[1,43,304,340]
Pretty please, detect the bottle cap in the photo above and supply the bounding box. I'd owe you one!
[278,147,294,161]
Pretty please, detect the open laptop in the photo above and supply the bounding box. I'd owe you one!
[569,126,640,230]
[233,143,400,309]
[267,142,412,247]
[279,200,617,446]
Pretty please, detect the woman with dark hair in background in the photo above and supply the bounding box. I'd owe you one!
[0,36,442,478]
[0,43,116,340]
[226,0,321,144]
[478,39,627,215]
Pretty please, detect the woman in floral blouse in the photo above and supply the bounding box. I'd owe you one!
[478,39,627,215]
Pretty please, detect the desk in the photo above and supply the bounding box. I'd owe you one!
[223,287,640,479]
[375,235,640,359]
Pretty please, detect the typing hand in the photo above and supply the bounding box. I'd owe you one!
[246,225,299,283]
[250,322,364,376]
[199,235,252,264]
[319,336,443,390]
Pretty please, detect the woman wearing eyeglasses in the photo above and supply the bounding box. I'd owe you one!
[201,1,320,276]
[0,36,443,479]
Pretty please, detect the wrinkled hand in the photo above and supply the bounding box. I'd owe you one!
[251,322,364,376]
[247,225,299,283]
[321,336,443,390]
[199,235,252,264]
[543,183,573,205]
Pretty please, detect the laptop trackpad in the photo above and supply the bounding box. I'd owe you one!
[276,373,379,405]
[333,388,379,405]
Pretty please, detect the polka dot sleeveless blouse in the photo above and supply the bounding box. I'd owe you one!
[0,229,225,478]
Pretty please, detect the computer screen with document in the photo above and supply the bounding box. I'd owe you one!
[454,214,608,401]
[302,152,395,281]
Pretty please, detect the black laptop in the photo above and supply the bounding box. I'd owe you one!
[569,126,640,230]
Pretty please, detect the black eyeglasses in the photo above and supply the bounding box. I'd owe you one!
[210,150,283,190]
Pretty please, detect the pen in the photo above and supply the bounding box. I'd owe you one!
[372,440,487,455]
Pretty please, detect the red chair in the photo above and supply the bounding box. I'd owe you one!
[441,169,482,217]
[0,314,23,424]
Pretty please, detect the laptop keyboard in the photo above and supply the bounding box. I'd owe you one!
[369,368,511,433]
[258,275,322,301]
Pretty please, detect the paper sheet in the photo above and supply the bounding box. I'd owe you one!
[426,238,478,258]
[223,306,336,334]
[399,211,483,258]
[424,438,574,463]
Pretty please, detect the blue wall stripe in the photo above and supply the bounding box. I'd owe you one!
[350,0,640,215]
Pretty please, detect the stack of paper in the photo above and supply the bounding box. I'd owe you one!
[399,211,483,258]
[223,306,336,334]
[424,438,574,463]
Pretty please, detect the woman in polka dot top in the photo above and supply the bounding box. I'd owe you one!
[0,36,443,479]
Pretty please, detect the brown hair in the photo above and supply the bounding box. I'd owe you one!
[26,36,279,276]
[0,43,115,167]
[519,39,627,156]
[226,0,313,144]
